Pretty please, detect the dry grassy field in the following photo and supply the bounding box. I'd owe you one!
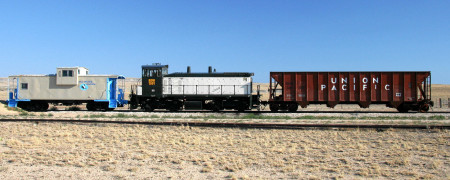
[0,122,449,179]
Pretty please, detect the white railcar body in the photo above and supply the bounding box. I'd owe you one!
[9,75,117,100]
[162,77,252,96]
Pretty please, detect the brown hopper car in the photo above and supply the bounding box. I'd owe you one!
[268,72,432,112]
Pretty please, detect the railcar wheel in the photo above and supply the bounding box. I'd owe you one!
[419,104,430,113]
[288,104,298,112]
[237,106,245,112]
[34,103,44,111]
[167,101,182,112]
[212,104,221,112]
[86,102,97,111]
[234,102,247,112]
[38,102,49,111]
[396,104,409,113]
[144,105,154,112]
[130,103,138,110]
[168,107,179,112]
[270,104,279,112]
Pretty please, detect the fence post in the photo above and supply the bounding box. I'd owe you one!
[439,98,442,108]
[448,98,450,108]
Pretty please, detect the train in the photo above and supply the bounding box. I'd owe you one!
[6,64,433,112]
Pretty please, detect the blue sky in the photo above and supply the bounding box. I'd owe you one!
[1,1,449,83]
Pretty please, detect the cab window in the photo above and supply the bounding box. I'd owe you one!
[143,69,162,77]
[62,70,73,77]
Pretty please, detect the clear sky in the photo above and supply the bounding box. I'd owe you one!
[1,1,449,83]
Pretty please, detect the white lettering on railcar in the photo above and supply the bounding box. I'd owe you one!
[331,78,337,84]
[318,76,391,91]
[362,77,368,84]
[79,81,96,85]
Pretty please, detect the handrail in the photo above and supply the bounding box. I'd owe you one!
[164,85,251,95]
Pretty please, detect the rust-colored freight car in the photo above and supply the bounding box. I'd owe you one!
[268,72,432,112]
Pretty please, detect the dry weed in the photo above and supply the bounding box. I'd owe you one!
[0,122,448,179]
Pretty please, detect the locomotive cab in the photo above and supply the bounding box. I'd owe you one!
[141,63,168,98]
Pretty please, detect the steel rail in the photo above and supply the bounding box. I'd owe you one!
[0,118,449,130]
[44,109,449,114]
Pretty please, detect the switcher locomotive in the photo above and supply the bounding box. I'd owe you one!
[129,64,259,111]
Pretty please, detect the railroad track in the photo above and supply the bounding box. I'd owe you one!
[45,109,450,114]
[117,110,450,114]
[1,118,449,130]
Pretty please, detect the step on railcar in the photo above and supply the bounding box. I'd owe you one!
[7,67,128,111]
[129,63,260,111]
[268,71,433,112]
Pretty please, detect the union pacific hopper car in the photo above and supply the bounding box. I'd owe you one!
[7,67,128,111]
[268,71,433,112]
[129,63,259,111]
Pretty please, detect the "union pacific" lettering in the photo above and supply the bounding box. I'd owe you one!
[320,77,390,91]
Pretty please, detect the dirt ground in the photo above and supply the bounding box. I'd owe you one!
[0,122,449,179]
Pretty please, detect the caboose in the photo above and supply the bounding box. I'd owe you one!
[7,67,127,111]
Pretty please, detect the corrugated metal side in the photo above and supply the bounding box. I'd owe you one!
[270,72,430,107]
[162,77,252,95]
[14,76,111,100]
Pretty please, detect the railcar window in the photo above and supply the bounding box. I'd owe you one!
[143,69,162,77]
[62,70,74,77]
[143,69,152,77]
[21,83,28,90]
[156,70,161,77]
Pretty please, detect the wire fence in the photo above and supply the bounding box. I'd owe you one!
[434,98,450,108]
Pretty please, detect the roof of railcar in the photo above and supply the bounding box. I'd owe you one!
[165,72,254,77]
[269,71,431,73]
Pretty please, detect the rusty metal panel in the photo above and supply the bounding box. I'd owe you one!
[283,73,295,101]
[338,72,348,102]
[270,71,431,108]
[295,73,307,102]
[306,73,317,102]
[380,73,392,102]
[317,73,327,101]
[327,72,338,103]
